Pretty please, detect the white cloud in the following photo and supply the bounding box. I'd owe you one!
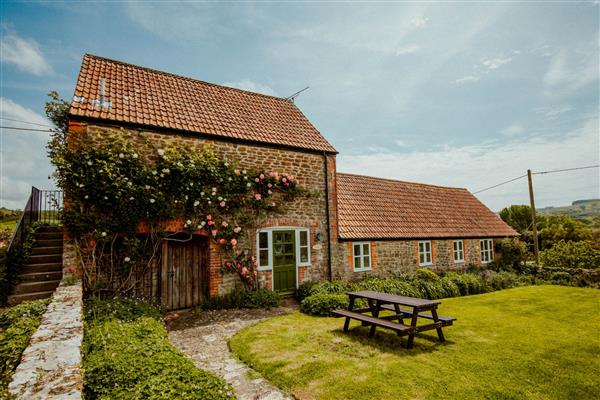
[0,98,55,209]
[543,49,598,95]
[0,34,52,75]
[395,44,420,56]
[337,117,599,211]
[481,57,513,70]
[411,15,429,27]
[500,123,525,137]
[395,139,407,147]
[534,105,573,120]
[222,79,277,96]
[455,75,480,84]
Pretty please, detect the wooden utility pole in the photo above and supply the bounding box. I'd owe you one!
[527,169,540,263]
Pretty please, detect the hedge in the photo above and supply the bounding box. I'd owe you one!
[83,297,235,400]
[298,270,544,316]
[0,299,50,397]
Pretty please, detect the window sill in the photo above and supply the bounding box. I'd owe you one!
[419,262,433,267]
[257,265,272,271]
[354,268,372,272]
[454,260,465,264]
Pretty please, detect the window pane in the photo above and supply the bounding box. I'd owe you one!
[363,243,370,255]
[363,256,371,269]
[300,247,309,263]
[419,242,424,252]
[259,249,268,266]
[420,253,425,264]
[300,230,308,246]
[259,232,268,249]
[354,256,361,269]
[425,242,431,252]
[426,252,431,263]
[354,244,361,256]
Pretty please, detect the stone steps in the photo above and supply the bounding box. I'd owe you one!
[7,290,56,305]
[8,225,64,305]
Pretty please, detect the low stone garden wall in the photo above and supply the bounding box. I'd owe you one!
[8,282,84,399]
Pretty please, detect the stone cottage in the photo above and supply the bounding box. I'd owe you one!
[67,54,516,309]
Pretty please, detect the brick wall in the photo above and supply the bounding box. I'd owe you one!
[332,238,494,280]
[68,121,337,297]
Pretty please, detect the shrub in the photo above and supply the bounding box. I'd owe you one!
[201,288,280,310]
[84,317,235,399]
[0,299,50,393]
[443,272,487,296]
[495,238,529,272]
[0,249,7,305]
[540,240,600,269]
[301,293,349,316]
[483,271,522,291]
[549,271,574,286]
[294,280,319,301]
[415,268,439,281]
[84,296,162,324]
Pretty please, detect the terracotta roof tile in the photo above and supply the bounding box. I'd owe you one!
[69,54,336,153]
[337,173,518,240]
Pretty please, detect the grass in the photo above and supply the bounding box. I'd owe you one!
[230,285,600,400]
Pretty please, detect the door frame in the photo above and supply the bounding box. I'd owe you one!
[271,229,297,292]
[256,226,311,291]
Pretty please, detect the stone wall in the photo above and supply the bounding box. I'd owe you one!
[332,238,496,280]
[9,282,84,399]
[67,121,337,296]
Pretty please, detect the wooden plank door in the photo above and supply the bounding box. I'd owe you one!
[161,236,208,310]
[272,230,296,293]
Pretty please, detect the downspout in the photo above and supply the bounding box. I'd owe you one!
[323,152,333,281]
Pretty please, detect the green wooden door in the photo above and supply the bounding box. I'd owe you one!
[273,230,296,293]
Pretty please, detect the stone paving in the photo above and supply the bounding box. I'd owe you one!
[9,282,84,400]
[167,303,297,400]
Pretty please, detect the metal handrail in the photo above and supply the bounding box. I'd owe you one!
[6,187,63,254]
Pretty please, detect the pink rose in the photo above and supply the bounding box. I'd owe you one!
[226,261,232,267]
[219,238,226,244]
[268,190,272,195]
[230,238,237,246]
[254,193,262,200]
[233,226,242,233]
[206,214,212,220]
[207,221,215,226]
[211,230,218,237]
[255,178,260,183]
[259,173,265,179]
[282,177,287,183]
[220,201,226,207]
[242,267,249,276]
[221,221,228,228]
[267,183,272,188]
[269,171,275,177]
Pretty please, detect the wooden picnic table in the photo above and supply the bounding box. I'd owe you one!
[332,290,456,349]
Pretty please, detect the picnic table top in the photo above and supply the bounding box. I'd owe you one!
[347,291,441,308]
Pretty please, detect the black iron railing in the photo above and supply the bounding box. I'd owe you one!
[7,187,63,254]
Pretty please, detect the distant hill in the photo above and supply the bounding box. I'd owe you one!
[537,199,600,222]
[0,207,20,221]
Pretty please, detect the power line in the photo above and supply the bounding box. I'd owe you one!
[473,164,600,195]
[533,165,599,175]
[0,117,55,129]
[0,126,53,133]
[472,174,527,194]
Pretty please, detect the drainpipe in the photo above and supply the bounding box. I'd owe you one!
[323,152,333,281]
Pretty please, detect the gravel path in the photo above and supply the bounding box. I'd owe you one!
[167,304,297,400]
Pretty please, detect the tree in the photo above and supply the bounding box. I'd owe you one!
[538,215,593,249]
[499,205,533,234]
[45,91,70,164]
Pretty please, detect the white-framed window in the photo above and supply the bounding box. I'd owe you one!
[480,239,494,263]
[418,240,432,266]
[257,231,270,268]
[352,242,372,271]
[255,227,311,270]
[453,240,464,263]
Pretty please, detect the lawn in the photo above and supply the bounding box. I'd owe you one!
[230,285,600,399]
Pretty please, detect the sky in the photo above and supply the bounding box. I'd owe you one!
[0,1,598,211]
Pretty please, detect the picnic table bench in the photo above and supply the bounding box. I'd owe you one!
[332,290,456,349]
